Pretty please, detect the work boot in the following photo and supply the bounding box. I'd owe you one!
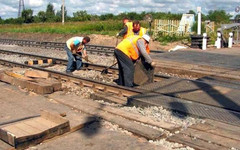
[113,79,120,84]
[66,71,73,75]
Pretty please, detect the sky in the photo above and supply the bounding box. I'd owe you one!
[0,0,239,19]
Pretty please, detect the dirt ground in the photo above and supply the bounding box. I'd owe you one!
[0,32,185,51]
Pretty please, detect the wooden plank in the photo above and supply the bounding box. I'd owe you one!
[24,70,49,79]
[23,118,51,131]
[13,123,41,136]
[40,110,68,125]
[4,71,33,81]
[0,111,70,149]
[0,139,14,150]
[50,92,180,132]
[49,94,165,140]
[0,128,16,146]
[183,128,240,149]
[167,133,228,150]
[0,72,55,94]
[90,91,127,105]
[33,118,58,128]
[66,113,96,132]
[2,125,29,138]
[26,80,54,94]
[35,78,62,92]
[181,128,240,149]
[190,119,240,141]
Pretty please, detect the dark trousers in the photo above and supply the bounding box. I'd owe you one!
[114,49,134,87]
[64,45,82,72]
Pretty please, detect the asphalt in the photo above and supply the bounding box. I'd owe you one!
[151,46,240,69]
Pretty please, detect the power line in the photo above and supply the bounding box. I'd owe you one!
[18,0,25,18]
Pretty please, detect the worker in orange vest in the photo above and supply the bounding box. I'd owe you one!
[117,20,147,39]
[114,34,155,87]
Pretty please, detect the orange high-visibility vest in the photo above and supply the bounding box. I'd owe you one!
[117,35,150,60]
[139,27,147,37]
[123,22,133,39]
[123,23,147,39]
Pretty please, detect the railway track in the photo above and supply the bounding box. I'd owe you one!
[0,49,169,81]
[1,51,240,150]
[3,38,238,82]
[0,38,165,56]
[1,49,240,119]
[0,58,142,97]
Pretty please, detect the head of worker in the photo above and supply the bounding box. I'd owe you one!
[122,17,129,26]
[142,34,150,47]
[73,36,90,52]
[133,20,141,33]
[73,36,90,46]
[82,36,90,45]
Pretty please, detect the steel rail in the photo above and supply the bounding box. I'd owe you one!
[0,38,165,55]
[0,58,144,97]
[0,49,170,81]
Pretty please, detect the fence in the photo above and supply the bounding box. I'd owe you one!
[205,21,215,33]
[153,19,190,37]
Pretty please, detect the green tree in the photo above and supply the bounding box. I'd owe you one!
[235,14,240,22]
[37,11,47,22]
[46,3,55,22]
[206,10,231,23]
[0,16,3,24]
[3,18,23,24]
[187,10,196,15]
[73,10,91,21]
[56,5,67,22]
[99,13,114,20]
[90,14,99,21]
[21,9,34,23]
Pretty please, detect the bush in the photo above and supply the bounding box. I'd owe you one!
[155,32,189,44]
[191,22,206,34]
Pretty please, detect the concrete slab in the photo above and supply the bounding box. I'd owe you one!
[138,78,240,112]
[128,93,240,126]
[179,85,240,112]
[151,48,240,69]
[138,78,208,96]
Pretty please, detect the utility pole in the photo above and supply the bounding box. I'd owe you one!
[18,0,25,17]
[62,0,65,25]
[197,7,201,35]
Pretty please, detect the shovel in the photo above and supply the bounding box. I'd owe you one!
[73,53,93,64]
[101,61,118,74]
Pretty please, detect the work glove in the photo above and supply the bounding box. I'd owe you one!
[83,55,89,62]
[150,61,156,67]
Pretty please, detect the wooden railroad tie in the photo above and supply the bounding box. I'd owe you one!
[24,59,55,66]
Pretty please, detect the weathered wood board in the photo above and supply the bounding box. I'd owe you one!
[0,111,70,149]
[167,119,240,150]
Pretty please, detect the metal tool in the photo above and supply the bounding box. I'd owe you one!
[73,53,93,64]
[101,61,118,74]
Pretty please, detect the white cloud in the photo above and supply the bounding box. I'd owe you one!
[25,0,44,7]
[0,4,17,17]
[0,0,239,19]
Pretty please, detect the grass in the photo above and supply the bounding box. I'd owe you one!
[155,32,190,44]
[0,20,190,44]
[0,21,123,36]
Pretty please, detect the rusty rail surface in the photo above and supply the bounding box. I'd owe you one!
[0,49,170,81]
[0,58,143,97]
[0,38,165,56]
